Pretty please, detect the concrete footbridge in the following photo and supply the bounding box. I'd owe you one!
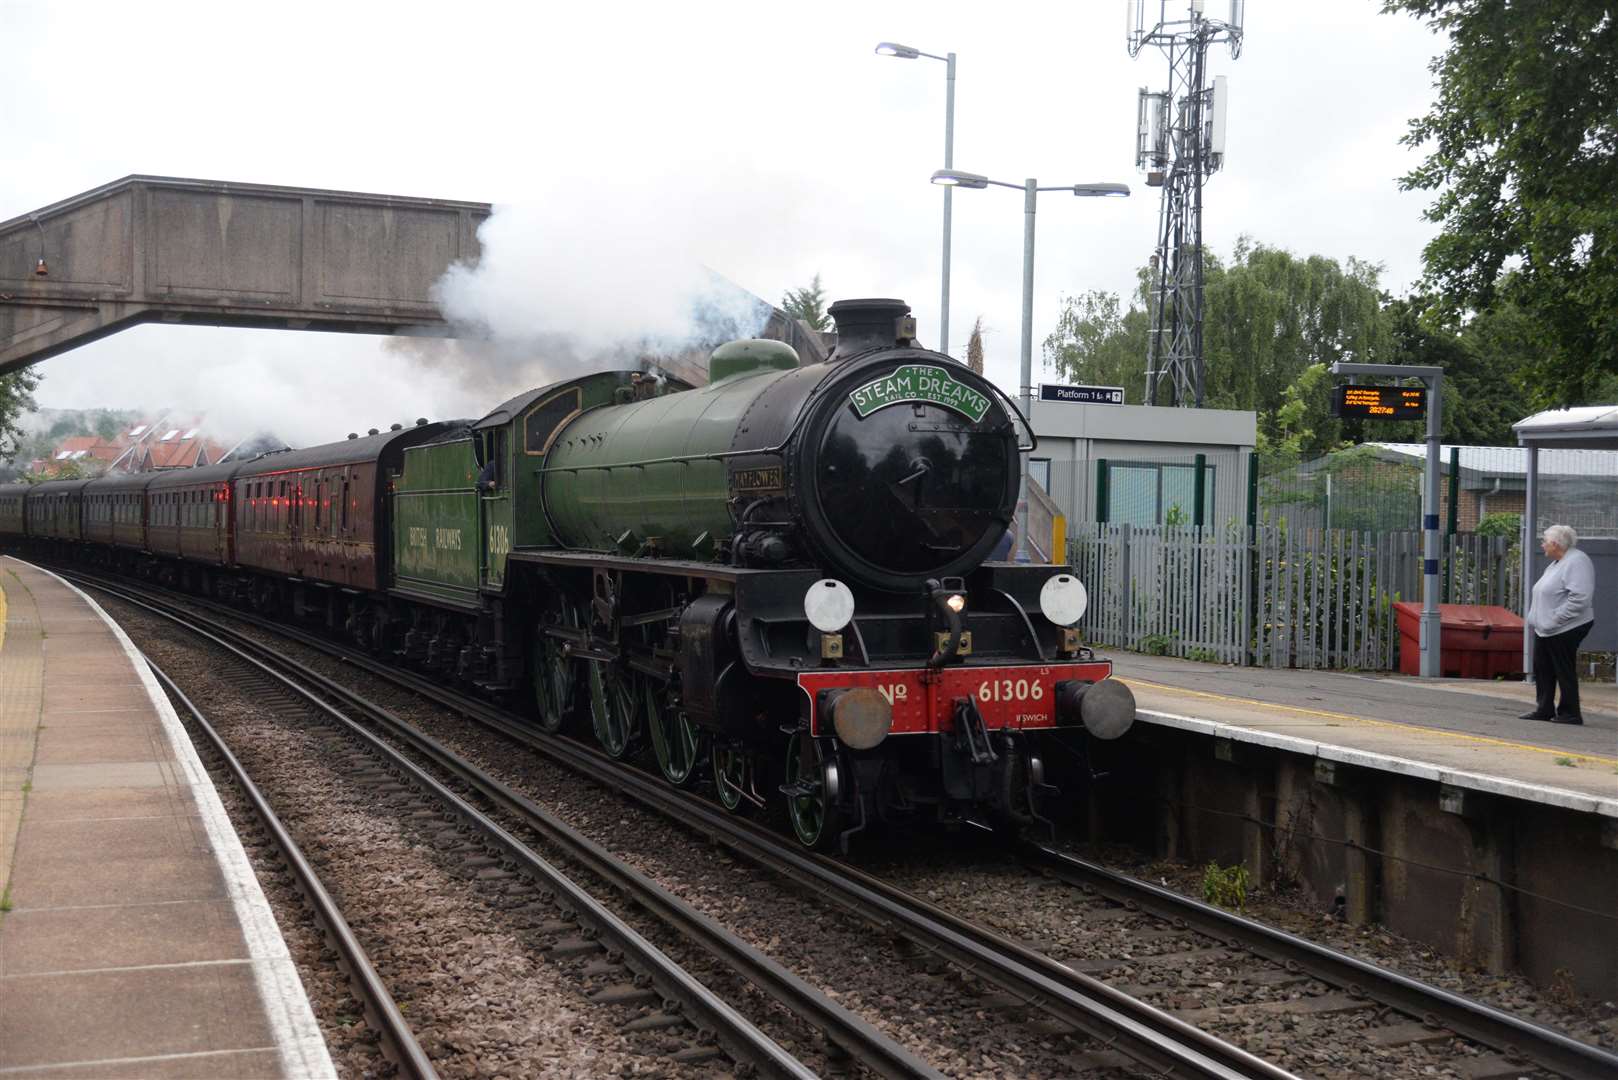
[0,175,490,376]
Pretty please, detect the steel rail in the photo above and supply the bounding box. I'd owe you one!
[83,575,931,1080]
[96,584,818,1080]
[145,661,438,1080]
[1023,843,1618,1080]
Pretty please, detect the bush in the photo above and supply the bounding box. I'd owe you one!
[1139,633,1175,656]
[1202,862,1251,910]
[1475,512,1520,539]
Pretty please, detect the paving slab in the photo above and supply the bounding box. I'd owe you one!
[27,760,186,792]
[33,729,173,765]
[0,900,248,975]
[0,963,277,1067]
[0,1047,285,1080]
[18,786,200,822]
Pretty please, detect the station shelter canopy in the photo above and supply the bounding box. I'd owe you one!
[1513,403,1618,662]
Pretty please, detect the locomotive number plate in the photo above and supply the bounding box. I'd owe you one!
[731,465,785,493]
[797,660,1113,737]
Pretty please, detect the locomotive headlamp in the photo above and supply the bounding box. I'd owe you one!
[944,593,966,614]
[1040,574,1088,626]
[804,579,855,633]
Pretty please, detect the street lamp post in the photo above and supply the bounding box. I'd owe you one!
[932,169,1130,562]
[877,42,956,355]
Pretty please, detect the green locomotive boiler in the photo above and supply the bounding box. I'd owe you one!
[386,298,1133,849]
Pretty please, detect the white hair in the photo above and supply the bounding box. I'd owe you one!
[1543,524,1578,550]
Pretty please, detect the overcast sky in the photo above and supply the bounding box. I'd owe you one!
[2,0,1447,445]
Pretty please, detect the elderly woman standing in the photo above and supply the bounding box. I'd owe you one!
[1522,524,1597,724]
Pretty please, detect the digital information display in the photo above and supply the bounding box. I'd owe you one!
[1332,384,1427,420]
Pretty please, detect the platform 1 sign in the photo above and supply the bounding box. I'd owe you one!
[1332,384,1427,420]
[1039,383,1125,405]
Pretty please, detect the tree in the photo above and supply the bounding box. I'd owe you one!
[1382,296,1543,445]
[0,366,42,463]
[1045,240,1392,434]
[1200,240,1391,425]
[965,316,986,374]
[781,273,830,332]
[1385,0,1618,404]
[1041,271,1153,398]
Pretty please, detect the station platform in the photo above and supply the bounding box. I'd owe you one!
[0,557,333,1079]
[1112,652,1618,814]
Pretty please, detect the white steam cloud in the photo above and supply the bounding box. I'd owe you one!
[388,185,779,397]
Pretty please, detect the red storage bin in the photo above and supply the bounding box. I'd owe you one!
[1393,603,1524,678]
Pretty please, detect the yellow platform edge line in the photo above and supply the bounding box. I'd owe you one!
[1121,677,1618,768]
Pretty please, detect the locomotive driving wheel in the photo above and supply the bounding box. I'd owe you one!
[711,741,751,814]
[531,603,581,734]
[586,661,641,760]
[646,687,703,787]
[784,732,846,851]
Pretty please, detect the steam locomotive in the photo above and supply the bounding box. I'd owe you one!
[0,298,1134,850]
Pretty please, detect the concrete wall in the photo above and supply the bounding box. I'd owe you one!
[1083,727,1618,997]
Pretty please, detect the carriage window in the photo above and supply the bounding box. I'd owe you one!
[341,479,350,531]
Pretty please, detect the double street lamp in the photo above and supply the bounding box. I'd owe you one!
[931,169,1130,561]
[876,41,957,355]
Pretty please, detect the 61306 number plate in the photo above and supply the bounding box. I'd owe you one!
[797,661,1113,736]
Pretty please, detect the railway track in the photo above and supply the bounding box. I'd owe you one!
[148,660,438,1080]
[70,566,1618,1079]
[1018,843,1618,1080]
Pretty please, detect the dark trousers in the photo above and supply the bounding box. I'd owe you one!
[1532,620,1593,718]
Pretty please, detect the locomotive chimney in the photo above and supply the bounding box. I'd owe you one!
[828,298,916,359]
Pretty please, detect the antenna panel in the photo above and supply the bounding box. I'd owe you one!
[1153,92,1171,167]
[1136,88,1152,170]
[1208,75,1228,165]
[1126,0,1145,55]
